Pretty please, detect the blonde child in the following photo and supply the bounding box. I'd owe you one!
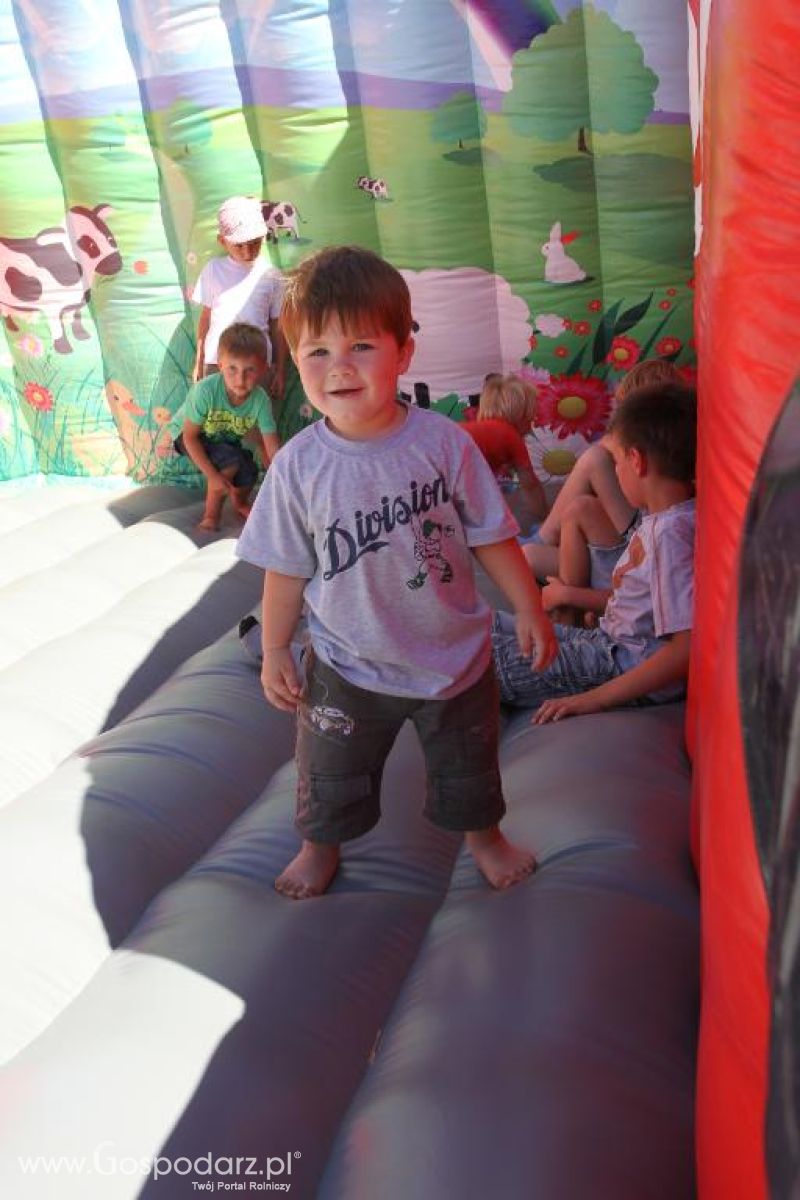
[192,195,287,400]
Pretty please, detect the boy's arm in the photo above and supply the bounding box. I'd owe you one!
[259,431,281,466]
[261,570,307,711]
[181,419,234,494]
[542,577,611,615]
[473,538,556,670]
[268,319,287,400]
[516,465,548,523]
[193,307,211,383]
[533,629,691,724]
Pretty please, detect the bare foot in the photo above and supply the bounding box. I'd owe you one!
[197,515,219,532]
[465,827,536,890]
[275,841,340,899]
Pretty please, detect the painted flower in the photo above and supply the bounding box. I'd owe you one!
[152,406,171,425]
[516,364,551,387]
[658,300,672,311]
[534,374,612,441]
[186,251,198,265]
[18,333,43,358]
[666,287,677,297]
[133,260,149,275]
[554,346,569,358]
[606,336,641,370]
[23,382,54,412]
[656,336,682,357]
[534,313,568,339]
[0,410,12,439]
[588,299,602,312]
[526,429,590,482]
[678,365,698,386]
[572,320,591,336]
[120,395,146,416]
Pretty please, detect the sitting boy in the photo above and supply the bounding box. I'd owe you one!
[171,322,280,531]
[492,381,696,722]
[236,245,555,899]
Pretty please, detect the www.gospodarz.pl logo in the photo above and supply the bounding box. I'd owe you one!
[17,1145,301,1191]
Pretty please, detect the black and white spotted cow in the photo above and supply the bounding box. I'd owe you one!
[356,175,389,200]
[261,201,301,242]
[0,204,122,354]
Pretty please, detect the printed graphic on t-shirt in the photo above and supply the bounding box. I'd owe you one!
[611,531,645,590]
[407,517,455,589]
[203,409,255,440]
[321,472,451,582]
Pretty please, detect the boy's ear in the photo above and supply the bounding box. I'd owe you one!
[630,446,646,477]
[399,335,415,373]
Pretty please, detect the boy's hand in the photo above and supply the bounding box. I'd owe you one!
[514,609,557,671]
[533,689,606,725]
[261,647,303,711]
[541,576,572,611]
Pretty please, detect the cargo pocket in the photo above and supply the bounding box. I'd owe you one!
[425,767,505,832]
[297,772,380,842]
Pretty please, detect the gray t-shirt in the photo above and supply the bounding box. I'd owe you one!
[236,405,519,699]
[600,497,695,701]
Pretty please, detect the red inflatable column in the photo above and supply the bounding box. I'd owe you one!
[691,0,800,1195]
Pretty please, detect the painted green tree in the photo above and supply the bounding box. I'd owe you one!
[431,90,488,151]
[503,5,657,154]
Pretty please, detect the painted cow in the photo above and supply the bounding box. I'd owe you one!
[261,201,300,242]
[356,175,389,200]
[0,204,121,354]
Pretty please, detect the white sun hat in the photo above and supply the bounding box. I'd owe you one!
[217,195,268,243]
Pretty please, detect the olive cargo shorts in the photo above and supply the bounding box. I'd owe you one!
[295,653,506,843]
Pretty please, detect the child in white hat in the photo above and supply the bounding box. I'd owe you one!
[191,195,286,400]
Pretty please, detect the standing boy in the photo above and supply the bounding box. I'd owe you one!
[171,323,280,531]
[492,382,697,721]
[236,246,555,899]
[192,195,287,399]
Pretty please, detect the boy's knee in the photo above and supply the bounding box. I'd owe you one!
[563,493,603,524]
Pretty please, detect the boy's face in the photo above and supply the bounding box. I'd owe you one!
[218,351,264,403]
[293,316,414,440]
[607,433,645,508]
[219,236,263,264]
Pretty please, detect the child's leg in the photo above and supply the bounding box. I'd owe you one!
[277,655,409,900]
[522,539,559,583]
[199,463,237,531]
[231,485,253,519]
[559,495,621,587]
[412,664,534,890]
[491,610,618,708]
[538,443,635,544]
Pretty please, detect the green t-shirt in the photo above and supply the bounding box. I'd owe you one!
[170,373,277,443]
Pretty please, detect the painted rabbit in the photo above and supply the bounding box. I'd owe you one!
[541,222,587,284]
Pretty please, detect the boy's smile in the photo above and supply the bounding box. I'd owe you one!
[295,318,414,440]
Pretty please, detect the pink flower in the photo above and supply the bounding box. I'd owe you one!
[18,333,43,358]
[23,382,53,412]
[535,374,612,441]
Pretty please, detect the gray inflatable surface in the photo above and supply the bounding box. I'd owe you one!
[0,485,698,1199]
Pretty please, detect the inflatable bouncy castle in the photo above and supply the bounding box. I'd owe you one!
[0,2,797,1197]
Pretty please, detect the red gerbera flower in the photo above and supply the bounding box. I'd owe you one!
[588,299,602,312]
[606,336,641,370]
[23,382,54,412]
[535,374,612,441]
[656,336,682,357]
[554,346,569,358]
[573,320,591,336]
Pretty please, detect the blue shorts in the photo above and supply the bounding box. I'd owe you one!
[491,610,623,708]
[173,432,258,489]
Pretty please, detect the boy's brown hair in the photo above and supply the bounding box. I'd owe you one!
[615,357,684,403]
[280,246,413,351]
[479,373,537,428]
[217,322,269,361]
[609,382,697,483]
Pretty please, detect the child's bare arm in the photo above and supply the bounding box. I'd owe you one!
[269,320,287,399]
[542,577,611,615]
[259,431,281,466]
[473,538,556,670]
[516,465,548,522]
[261,571,306,711]
[181,420,234,492]
[193,307,211,382]
[533,629,691,724]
